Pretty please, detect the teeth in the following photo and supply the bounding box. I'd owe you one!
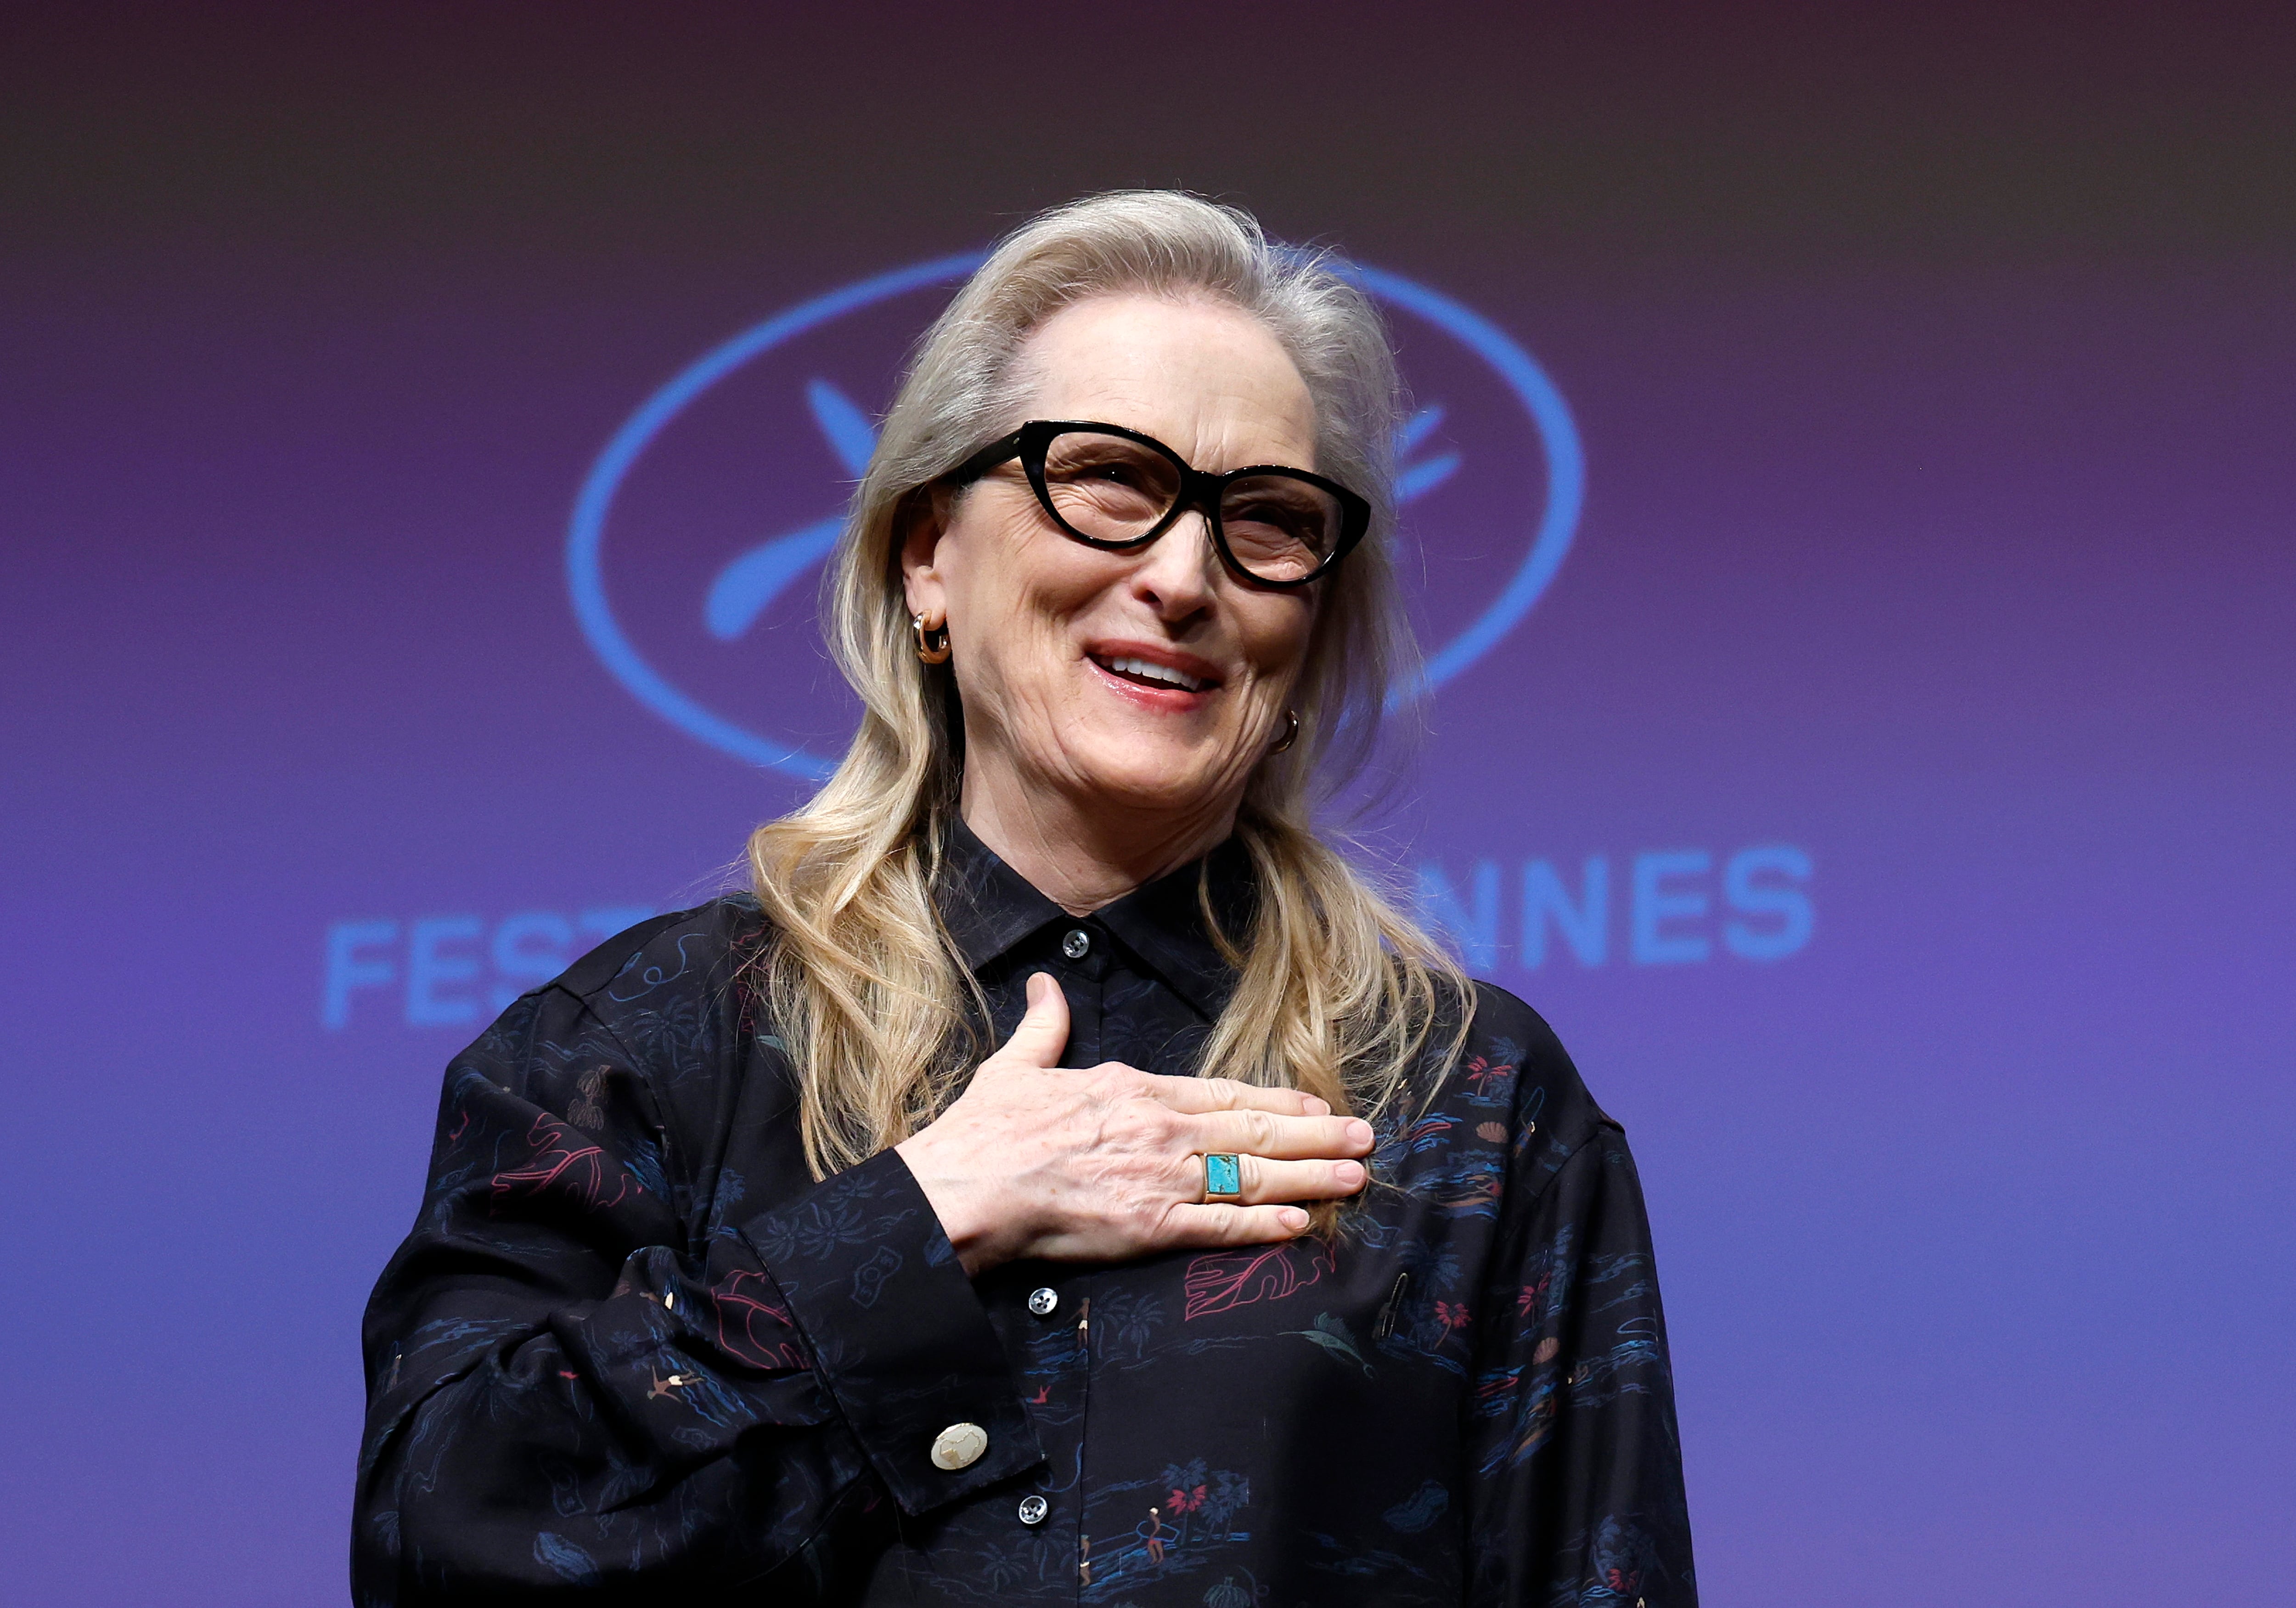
[1103,655,1210,692]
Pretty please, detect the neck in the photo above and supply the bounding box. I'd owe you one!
[959,765,1238,916]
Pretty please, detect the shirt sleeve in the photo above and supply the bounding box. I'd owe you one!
[352,967,1042,1603]
[1463,1097,1698,1607]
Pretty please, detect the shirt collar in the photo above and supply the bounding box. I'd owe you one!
[935,814,1255,1021]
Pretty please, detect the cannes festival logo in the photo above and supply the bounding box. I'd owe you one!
[568,254,1582,780]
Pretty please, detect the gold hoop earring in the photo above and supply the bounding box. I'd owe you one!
[1270,709,1300,753]
[912,612,951,665]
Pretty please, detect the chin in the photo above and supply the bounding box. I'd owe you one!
[1065,738,1232,814]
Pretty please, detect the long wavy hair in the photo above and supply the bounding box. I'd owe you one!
[746,191,1470,1183]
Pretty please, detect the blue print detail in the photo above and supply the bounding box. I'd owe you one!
[1383,1478,1450,1533]
[533,1531,600,1585]
[849,1245,901,1307]
[1283,1312,1374,1376]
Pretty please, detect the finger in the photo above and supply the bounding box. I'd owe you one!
[1159,1202,1312,1247]
[1187,1109,1375,1162]
[996,972,1070,1069]
[1144,1074,1332,1118]
[1224,1153,1367,1204]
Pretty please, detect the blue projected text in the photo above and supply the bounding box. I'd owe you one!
[1414,843,1814,971]
[322,906,657,1029]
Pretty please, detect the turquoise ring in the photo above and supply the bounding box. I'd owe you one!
[1201,1152,1244,1203]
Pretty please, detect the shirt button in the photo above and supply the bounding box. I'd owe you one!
[1027,1286,1059,1317]
[1060,928,1091,960]
[929,1422,988,1471]
[1017,1494,1050,1526]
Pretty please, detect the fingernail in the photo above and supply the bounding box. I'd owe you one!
[1278,1207,1310,1231]
[1345,1118,1373,1146]
[1336,1161,1365,1187]
[1303,1096,1331,1116]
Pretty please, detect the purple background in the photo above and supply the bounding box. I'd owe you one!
[4,6,2291,1602]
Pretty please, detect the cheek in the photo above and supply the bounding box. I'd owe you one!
[1022,534,1134,615]
[1235,593,1318,685]
[983,549,1132,658]
[945,519,1113,677]
[945,505,1052,625]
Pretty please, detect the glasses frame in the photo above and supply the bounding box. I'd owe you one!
[941,419,1371,589]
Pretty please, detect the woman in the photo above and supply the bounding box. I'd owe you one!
[355,192,1695,1605]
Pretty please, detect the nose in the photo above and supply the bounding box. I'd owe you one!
[1127,509,1221,620]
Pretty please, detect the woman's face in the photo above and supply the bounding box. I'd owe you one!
[904,293,1321,829]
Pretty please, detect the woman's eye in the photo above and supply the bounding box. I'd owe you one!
[1234,503,1311,539]
[1052,458,1137,485]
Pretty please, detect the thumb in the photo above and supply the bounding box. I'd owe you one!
[997,971,1070,1068]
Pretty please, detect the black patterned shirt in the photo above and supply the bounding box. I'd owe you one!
[354,823,1695,1605]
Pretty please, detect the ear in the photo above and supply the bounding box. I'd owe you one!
[897,485,953,623]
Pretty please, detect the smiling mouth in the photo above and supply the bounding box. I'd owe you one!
[1090,654,1218,694]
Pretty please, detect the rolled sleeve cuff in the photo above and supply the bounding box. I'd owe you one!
[737,1148,1043,1515]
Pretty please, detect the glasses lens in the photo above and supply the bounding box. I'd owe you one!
[1218,473,1344,582]
[1039,431,1182,543]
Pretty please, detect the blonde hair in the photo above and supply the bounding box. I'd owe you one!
[746,191,1470,1181]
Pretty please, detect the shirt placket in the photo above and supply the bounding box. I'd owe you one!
[1058,918,1108,1597]
[995,919,1111,1598]
[1048,917,1106,1068]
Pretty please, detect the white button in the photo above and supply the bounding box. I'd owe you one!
[1017,1494,1049,1526]
[930,1422,988,1471]
[1060,929,1091,959]
[1027,1286,1058,1317]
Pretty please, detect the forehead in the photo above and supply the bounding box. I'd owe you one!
[1013,292,1318,469]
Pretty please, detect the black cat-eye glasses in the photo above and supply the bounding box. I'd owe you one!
[942,419,1370,588]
